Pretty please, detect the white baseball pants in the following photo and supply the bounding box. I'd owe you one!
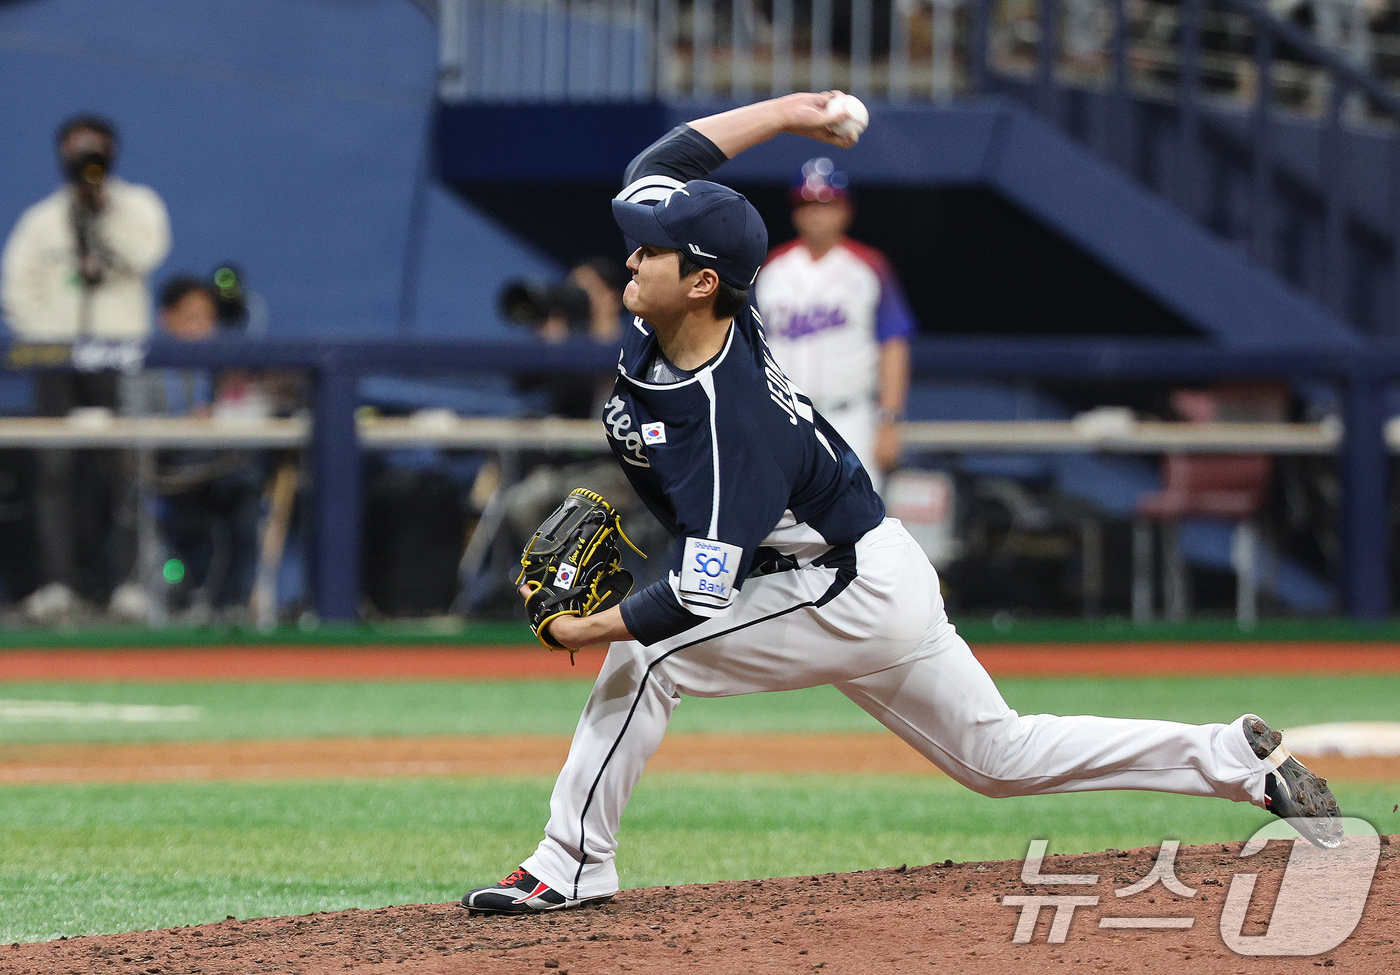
[522,519,1269,901]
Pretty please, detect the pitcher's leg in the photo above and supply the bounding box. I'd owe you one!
[522,639,679,900]
[836,620,1266,805]
[492,526,935,909]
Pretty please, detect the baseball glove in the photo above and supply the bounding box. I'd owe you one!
[517,488,644,659]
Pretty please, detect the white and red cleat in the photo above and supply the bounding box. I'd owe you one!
[460,868,613,915]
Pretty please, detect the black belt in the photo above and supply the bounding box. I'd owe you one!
[747,547,798,578]
[747,544,859,606]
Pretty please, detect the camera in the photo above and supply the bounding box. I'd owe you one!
[65,150,110,188]
[498,279,592,332]
[498,257,629,335]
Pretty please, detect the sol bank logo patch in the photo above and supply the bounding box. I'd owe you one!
[679,537,742,610]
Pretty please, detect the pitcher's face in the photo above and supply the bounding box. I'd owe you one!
[624,245,692,323]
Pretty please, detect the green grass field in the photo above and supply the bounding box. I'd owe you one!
[2,672,1398,944]
[3,674,1400,743]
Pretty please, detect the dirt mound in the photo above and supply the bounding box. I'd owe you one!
[7,838,1398,974]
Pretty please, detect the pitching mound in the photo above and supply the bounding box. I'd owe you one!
[8,838,1397,974]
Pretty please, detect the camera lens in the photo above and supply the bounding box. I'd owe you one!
[499,281,550,325]
[67,150,109,186]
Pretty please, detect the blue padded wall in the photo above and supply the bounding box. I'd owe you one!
[0,0,557,337]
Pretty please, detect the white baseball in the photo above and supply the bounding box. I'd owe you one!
[827,93,869,143]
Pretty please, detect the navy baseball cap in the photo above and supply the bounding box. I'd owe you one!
[612,180,768,288]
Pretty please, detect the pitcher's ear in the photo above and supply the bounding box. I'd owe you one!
[688,267,720,301]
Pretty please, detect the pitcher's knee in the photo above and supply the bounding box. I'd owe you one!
[941,712,1046,798]
[592,640,684,708]
[936,759,1033,799]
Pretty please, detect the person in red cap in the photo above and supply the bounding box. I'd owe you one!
[755,157,915,493]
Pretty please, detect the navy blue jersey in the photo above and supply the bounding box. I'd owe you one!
[610,126,886,645]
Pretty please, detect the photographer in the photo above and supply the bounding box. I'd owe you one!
[0,115,171,622]
[124,278,267,620]
[2,116,170,342]
[502,256,628,418]
[488,258,661,593]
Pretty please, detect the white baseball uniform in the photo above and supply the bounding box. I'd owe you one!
[514,124,1271,904]
[755,237,916,492]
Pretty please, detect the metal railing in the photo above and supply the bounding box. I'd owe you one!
[439,0,1400,333]
[9,335,1395,618]
[439,0,1400,107]
[439,0,658,100]
[86,334,1400,621]
[1127,0,1400,319]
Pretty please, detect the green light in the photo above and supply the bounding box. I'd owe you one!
[214,268,236,288]
[163,559,186,584]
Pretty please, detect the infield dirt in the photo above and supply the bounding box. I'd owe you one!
[5,641,1400,681]
[4,733,1400,782]
[7,838,1397,974]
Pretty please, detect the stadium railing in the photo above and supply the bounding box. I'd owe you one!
[438,0,1400,108]
[438,0,1400,333]
[5,335,1396,622]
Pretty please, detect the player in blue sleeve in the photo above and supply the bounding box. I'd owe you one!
[461,93,1342,915]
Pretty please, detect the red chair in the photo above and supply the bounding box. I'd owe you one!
[1131,386,1283,626]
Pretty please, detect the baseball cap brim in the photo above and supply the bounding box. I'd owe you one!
[611,198,680,251]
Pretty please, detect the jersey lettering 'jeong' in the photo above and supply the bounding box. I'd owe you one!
[603,299,885,621]
[762,343,803,426]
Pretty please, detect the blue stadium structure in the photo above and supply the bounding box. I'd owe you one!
[3,0,1399,619]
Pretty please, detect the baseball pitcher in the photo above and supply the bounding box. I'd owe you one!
[461,92,1342,915]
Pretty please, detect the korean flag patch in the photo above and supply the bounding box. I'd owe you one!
[642,421,667,445]
[554,562,578,587]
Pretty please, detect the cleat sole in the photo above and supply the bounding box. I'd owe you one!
[1244,715,1344,850]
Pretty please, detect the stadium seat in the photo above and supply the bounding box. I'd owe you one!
[1132,386,1286,626]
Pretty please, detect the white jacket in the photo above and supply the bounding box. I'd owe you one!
[1,178,170,341]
